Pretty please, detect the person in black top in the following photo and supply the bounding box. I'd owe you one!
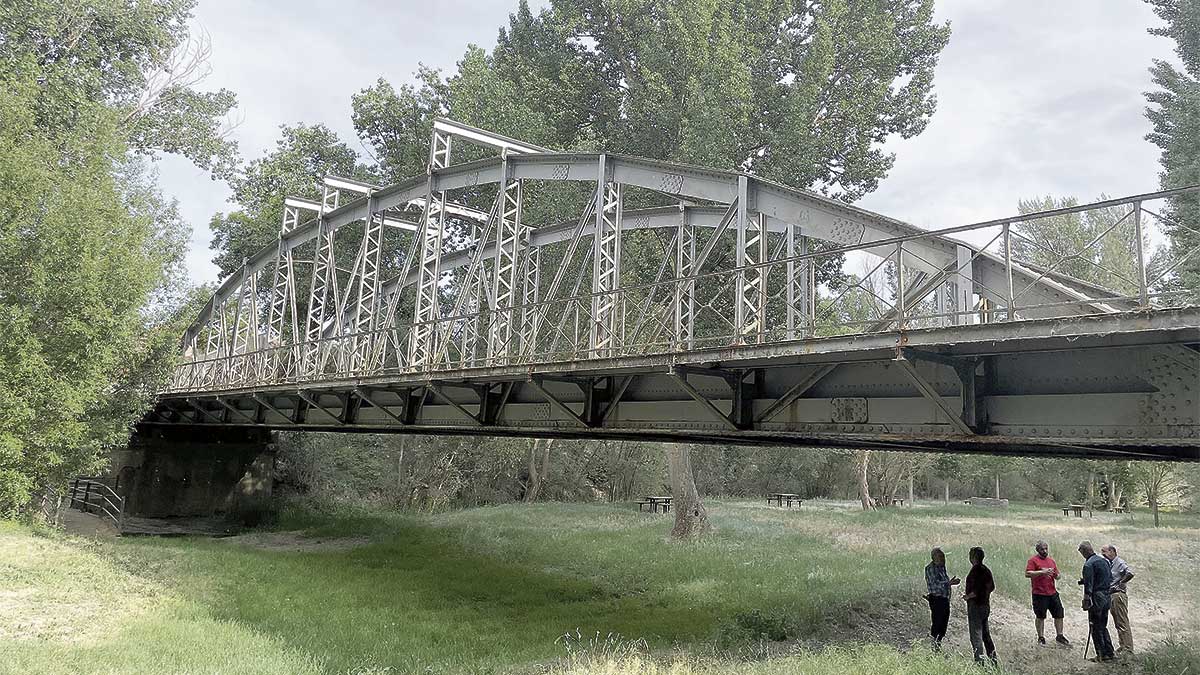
[963,546,998,665]
[1079,540,1117,662]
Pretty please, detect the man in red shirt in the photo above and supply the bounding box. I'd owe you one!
[1026,540,1071,646]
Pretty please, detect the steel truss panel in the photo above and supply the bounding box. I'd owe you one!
[168,120,1198,465]
[185,142,1144,342]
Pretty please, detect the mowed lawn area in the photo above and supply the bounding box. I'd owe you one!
[1,500,1198,674]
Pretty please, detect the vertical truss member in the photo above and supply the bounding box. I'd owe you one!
[591,155,622,357]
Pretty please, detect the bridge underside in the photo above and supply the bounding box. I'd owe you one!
[145,308,1200,461]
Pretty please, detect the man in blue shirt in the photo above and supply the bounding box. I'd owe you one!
[1078,540,1116,662]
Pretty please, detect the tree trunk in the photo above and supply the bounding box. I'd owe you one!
[524,441,541,503]
[1149,482,1160,527]
[1088,469,1096,517]
[944,481,949,505]
[857,450,874,511]
[994,473,1001,499]
[524,439,553,503]
[908,472,915,506]
[396,435,407,506]
[1105,473,1117,511]
[1113,484,1124,513]
[667,444,709,538]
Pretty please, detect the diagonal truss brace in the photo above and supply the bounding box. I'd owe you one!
[526,378,588,427]
[669,368,739,431]
[755,364,838,424]
[894,356,975,435]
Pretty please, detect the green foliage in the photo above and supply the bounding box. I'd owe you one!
[208,123,372,276]
[481,0,951,200]
[1013,196,1144,295]
[1145,0,1200,298]
[0,0,239,177]
[0,1,221,514]
[352,69,450,182]
[715,608,794,646]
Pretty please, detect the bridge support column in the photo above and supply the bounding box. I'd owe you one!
[108,426,276,520]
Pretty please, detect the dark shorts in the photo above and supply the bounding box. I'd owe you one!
[1032,592,1064,619]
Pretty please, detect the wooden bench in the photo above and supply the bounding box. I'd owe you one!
[1062,504,1086,517]
[766,493,804,509]
[638,496,672,514]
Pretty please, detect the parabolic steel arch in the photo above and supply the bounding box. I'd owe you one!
[148,118,1200,461]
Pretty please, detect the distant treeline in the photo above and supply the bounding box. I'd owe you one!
[274,434,1197,516]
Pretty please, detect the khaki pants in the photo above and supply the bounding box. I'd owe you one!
[1110,591,1134,653]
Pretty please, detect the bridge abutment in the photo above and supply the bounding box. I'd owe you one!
[108,426,275,519]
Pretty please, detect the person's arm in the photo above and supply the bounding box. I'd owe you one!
[1024,559,1042,578]
[1052,562,1060,580]
[1081,561,1095,608]
[1114,564,1135,588]
[985,568,995,594]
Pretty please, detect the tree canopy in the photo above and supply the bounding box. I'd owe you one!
[0,0,233,513]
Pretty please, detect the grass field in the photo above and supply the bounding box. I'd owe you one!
[1,500,1198,674]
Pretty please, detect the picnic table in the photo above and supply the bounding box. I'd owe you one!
[1062,504,1087,517]
[637,496,672,514]
[767,493,804,508]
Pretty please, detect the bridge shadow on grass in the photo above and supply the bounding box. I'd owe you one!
[147,515,723,673]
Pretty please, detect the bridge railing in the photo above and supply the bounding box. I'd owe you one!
[66,477,125,530]
[166,188,1199,393]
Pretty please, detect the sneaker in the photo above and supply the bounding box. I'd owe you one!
[1056,635,1072,647]
[1037,636,1047,645]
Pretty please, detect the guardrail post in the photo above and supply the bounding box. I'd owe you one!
[1003,223,1016,320]
[1133,201,1148,307]
[82,481,92,514]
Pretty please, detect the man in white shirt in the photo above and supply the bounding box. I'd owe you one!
[1102,544,1136,655]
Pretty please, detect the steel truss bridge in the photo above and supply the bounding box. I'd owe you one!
[148,119,1200,461]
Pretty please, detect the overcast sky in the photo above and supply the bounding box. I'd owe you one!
[157,0,1176,285]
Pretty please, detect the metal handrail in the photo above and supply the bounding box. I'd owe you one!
[66,477,125,531]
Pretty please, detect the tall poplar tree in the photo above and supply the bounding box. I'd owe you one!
[1145,0,1200,298]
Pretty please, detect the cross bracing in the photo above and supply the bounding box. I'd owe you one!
[159,119,1200,461]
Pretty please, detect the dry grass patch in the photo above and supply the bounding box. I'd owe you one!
[0,523,156,643]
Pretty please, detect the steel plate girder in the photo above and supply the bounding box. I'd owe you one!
[152,335,1200,461]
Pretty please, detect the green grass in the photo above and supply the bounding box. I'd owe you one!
[2,500,1198,674]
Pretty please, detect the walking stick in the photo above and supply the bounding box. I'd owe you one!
[1083,619,1092,660]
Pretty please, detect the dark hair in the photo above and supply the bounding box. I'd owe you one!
[969,546,985,562]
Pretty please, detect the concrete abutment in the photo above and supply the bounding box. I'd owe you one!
[107,425,275,520]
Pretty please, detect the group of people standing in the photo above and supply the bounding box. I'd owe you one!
[923,540,1136,664]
